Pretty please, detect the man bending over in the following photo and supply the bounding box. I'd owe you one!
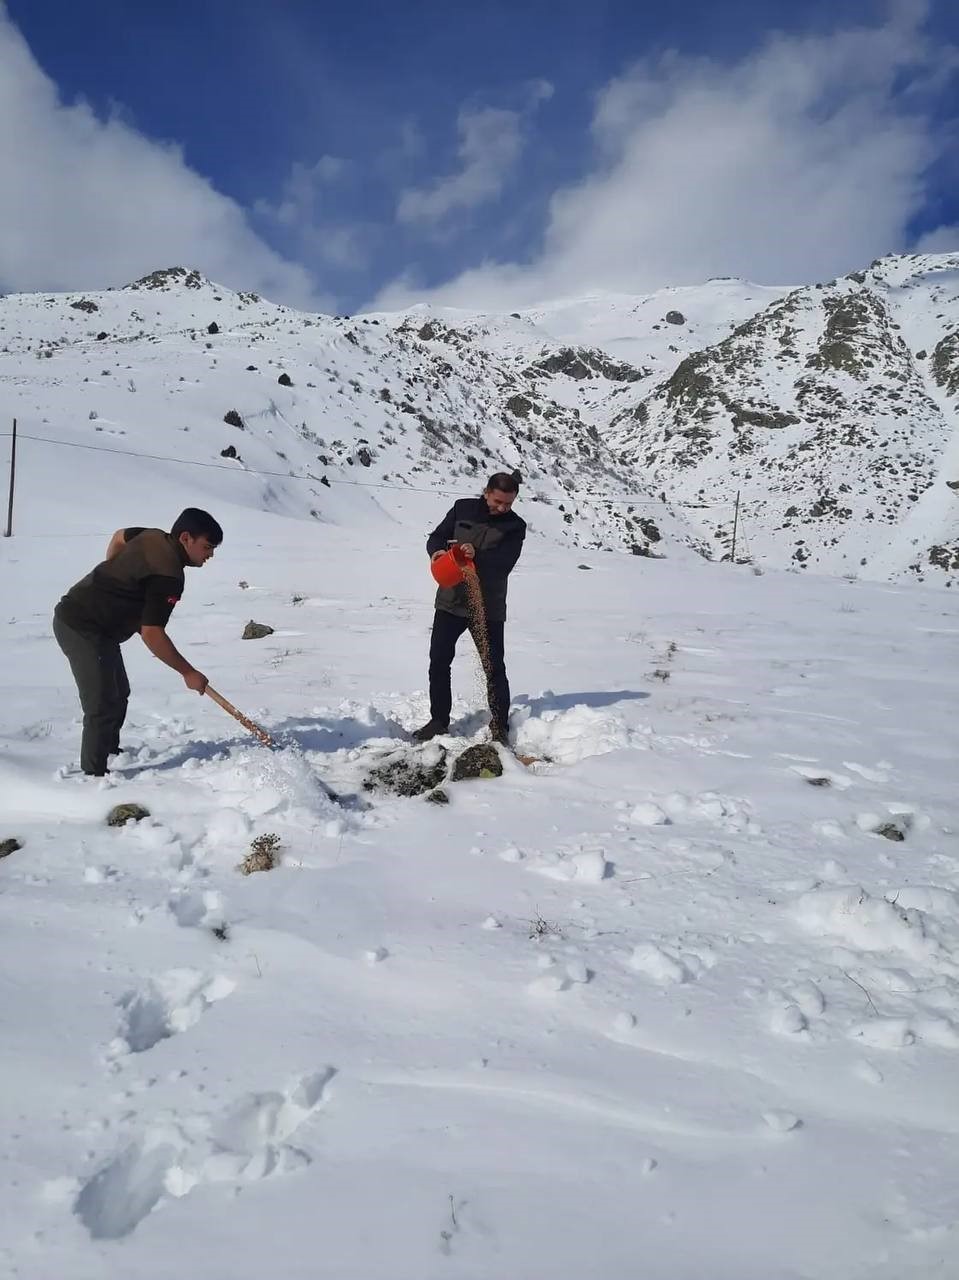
[53,507,222,776]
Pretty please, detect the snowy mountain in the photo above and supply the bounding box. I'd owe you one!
[0,265,697,560]
[3,254,955,581]
[608,254,959,580]
[2,263,958,1278]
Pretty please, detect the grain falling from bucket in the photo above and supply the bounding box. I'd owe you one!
[463,568,504,732]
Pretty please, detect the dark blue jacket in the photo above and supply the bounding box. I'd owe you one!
[426,497,526,621]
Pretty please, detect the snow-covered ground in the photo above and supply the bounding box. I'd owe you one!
[2,493,958,1278]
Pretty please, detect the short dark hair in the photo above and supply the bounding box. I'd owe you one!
[485,470,522,494]
[171,508,223,545]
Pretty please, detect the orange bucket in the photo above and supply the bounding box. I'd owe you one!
[431,545,472,588]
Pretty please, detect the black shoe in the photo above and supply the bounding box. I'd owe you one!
[411,719,449,743]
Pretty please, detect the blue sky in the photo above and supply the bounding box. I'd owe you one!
[2,0,957,310]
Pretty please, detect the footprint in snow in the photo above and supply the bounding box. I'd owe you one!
[168,886,226,933]
[767,983,824,1038]
[762,1110,802,1133]
[107,969,235,1058]
[74,1068,334,1239]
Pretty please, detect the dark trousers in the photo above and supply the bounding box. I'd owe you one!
[428,609,510,729]
[53,613,130,775]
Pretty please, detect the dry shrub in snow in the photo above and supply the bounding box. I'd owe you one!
[237,832,281,875]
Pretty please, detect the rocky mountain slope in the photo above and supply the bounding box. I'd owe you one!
[606,254,959,580]
[0,255,956,581]
[0,267,697,559]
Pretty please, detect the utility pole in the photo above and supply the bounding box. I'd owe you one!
[729,489,741,563]
[4,418,15,538]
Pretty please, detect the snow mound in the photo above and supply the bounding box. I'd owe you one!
[534,844,609,883]
[794,887,941,962]
[628,943,692,984]
[512,704,649,765]
[145,745,349,849]
[629,801,670,826]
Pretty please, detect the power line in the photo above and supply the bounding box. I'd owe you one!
[0,429,731,509]
[0,430,464,496]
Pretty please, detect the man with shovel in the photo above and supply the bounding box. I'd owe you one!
[53,508,222,776]
[413,471,526,745]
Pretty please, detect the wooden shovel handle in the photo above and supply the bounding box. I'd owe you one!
[205,685,274,747]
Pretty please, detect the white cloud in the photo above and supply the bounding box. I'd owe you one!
[254,157,369,271]
[0,11,326,307]
[313,154,347,182]
[261,157,348,232]
[914,224,959,252]
[527,78,555,105]
[373,6,955,309]
[397,106,526,225]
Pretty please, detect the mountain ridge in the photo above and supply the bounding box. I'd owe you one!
[1,253,956,581]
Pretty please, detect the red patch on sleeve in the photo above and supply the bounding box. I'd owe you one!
[166,596,180,605]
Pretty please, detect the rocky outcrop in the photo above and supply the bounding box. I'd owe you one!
[526,346,645,383]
